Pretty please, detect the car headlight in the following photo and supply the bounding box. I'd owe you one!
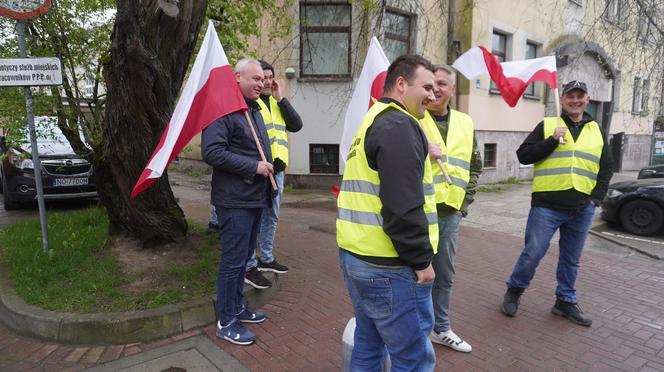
[606,189,622,198]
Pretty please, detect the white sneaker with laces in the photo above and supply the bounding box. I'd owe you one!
[430,329,472,353]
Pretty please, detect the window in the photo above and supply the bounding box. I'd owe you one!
[524,42,538,97]
[604,0,625,24]
[632,77,649,115]
[300,3,351,78]
[638,11,655,44]
[383,10,413,62]
[483,143,497,168]
[310,144,339,174]
[490,31,507,92]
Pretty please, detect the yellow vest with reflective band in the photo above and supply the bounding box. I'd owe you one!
[337,102,439,258]
[256,96,289,166]
[532,118,603,195]
[419,110,474,209]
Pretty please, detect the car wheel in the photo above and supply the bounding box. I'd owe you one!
[619,199,664,236]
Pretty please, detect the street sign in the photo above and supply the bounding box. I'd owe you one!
[0,0,52,19]
[0,57,62,86]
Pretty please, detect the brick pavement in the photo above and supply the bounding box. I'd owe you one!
[1,203,664,371]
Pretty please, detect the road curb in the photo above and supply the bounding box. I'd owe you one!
[588,229,663,259]
[0,265,281,345]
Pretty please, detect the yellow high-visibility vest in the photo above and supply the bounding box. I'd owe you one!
[256,96,289,166]
[419,110,474,209]
[337,102,439,258]
[532,118,604,195]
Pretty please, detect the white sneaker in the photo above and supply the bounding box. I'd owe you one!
[430,329,472,353]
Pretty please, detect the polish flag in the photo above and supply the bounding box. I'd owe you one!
[339,37,390,164]
[452,46,557,107]
[131,21,247,198]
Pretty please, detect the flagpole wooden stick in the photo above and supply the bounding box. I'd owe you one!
[437,158,453,184]
[553,87,566,145]
[243,111,278,191]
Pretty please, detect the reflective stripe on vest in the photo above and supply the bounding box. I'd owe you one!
[419,110,474,209]
[337,102,439,258]
[532,118,603,195]
[256,96,289,166]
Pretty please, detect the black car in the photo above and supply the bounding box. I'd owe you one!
[637,164,664,179]
[601,178,664,236]
[0,117,97,210]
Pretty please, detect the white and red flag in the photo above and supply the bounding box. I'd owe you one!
[339,36,390,164]
[452,46,557,107]
[131,20,247,198]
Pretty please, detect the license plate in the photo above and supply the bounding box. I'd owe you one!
[54,177,88,187]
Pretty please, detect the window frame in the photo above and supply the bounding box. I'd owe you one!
[489,31,508,94]
[483,143,498,168]
[523,41,540,99]
[309,143,340,174]
[632,76,643,114]
[382,8,414,62]
[299,2,352,80]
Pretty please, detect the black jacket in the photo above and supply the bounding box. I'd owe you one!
[351,98,433,271]
[517,112,613,210]
[202,99,273,208]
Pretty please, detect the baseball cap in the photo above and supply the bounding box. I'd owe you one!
[562,80,588,95]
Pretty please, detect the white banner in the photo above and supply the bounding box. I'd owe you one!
[0,57,63,86]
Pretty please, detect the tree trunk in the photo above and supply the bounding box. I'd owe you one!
[98,0,207,245]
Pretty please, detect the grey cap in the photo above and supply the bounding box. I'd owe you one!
[562,80,588,95]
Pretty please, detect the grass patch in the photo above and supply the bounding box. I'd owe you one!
[0,207,218,313]
[477,185,503,193]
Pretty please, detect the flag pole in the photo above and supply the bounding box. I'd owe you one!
[553,88,566,145]
[436,159,453,184]
[243,111,278,191]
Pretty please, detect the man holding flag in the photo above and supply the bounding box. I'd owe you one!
[501,80,613,326]
[420,64,482,353]
[202,58,273,345]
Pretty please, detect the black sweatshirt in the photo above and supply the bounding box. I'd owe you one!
[348,98,433,271]
[259,94,303,172]
[517,112,613,210]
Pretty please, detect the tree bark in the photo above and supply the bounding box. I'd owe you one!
[98,0,207,245]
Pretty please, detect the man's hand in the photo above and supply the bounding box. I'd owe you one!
[271,79,283,101]
[552,126,567,141]
[256,161,274,177]
[415,263,435,283]
[428,143,442,160]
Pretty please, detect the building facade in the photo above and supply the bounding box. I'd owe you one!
[183,0,663,186]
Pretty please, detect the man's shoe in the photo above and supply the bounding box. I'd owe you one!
[215,321,256,345]
[430,329,472,353]
[237,307,267,324]
[502,287,524,317]
[244,268,272,289]
[552,299,592,327]
[257,259,289,274]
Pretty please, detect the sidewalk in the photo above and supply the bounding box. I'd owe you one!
[1,171,663,371]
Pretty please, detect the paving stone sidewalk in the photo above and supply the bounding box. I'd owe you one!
[1,171,664,370]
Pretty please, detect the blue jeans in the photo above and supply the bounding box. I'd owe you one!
[506,204,595,303]
[216,207,262,326]
[431,212,462,333]
[339,249,436,372]
[247,171,284,270]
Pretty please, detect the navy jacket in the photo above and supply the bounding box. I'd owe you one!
[202,99,273,208]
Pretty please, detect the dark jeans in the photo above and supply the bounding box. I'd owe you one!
[506,204,595,303]
[216,206,262,326]
[339,249,436,371]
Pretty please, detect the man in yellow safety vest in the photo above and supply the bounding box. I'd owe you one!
[419,65,482,353]
[501,80,613,327]
[337,54,438,370]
